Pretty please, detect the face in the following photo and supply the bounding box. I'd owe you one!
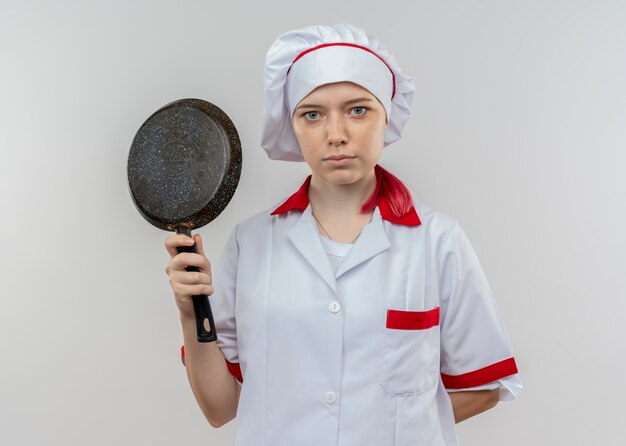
[291,81,387,187]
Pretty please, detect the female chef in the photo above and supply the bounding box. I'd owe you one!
[164,23,522,446]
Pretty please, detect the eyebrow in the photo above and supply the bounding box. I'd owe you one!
[295,97,375,111]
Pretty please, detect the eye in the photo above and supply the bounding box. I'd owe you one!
[351,106,367,116]
[303,111,320,120]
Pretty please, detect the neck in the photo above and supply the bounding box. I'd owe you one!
[308,171,376,218]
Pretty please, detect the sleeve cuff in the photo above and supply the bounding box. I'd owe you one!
[441,357,519,389]
[225,360,243,383]
[497,373,522,401]
[445,374,522,401]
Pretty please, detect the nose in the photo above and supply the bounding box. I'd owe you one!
[326,113,347,147]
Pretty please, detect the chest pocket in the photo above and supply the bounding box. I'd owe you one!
[380,307,440,396]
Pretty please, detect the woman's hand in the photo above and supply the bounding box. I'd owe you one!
[164,233,214,318]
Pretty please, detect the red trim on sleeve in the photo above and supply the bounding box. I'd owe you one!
[226,360,243,383]
[181,345,185,366]
[441,357,519,389]
[386,307,440,330]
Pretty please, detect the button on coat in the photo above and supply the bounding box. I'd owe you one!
[329,301,341,313]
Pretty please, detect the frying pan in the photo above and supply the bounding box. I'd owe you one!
[127,98,242,342]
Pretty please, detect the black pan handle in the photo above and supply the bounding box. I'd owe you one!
[175,227,217,343]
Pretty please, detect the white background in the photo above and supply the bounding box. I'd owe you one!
[1,1,625,444]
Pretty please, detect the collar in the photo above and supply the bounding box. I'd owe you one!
[271,175,421,226]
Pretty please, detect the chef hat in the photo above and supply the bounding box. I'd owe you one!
[261,23,415,162]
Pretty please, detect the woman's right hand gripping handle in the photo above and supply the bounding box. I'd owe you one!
[164,233,214,319]
[163,233,241,428]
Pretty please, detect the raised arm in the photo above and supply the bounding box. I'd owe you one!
[164,233,240,427]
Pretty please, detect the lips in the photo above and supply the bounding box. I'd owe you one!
[323,155,356,167]
[324,154,355,161]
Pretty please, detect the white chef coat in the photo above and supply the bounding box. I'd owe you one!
[205,175,521,446]
[316,235,519,399]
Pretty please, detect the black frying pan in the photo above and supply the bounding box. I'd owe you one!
[127,98,242,342]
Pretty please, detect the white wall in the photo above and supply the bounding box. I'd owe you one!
[1,1,624,444]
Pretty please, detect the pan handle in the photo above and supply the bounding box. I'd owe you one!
[175,227,218,343]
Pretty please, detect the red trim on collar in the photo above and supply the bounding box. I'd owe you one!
[378,191,421,226]
[271,176,312,215]
[271,176,421,227]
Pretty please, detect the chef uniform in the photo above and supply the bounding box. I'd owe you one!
[182,23,522,445]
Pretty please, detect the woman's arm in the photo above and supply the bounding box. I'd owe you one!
[164,233,240,428]
[181,314,241,427]
[447,389,500,423]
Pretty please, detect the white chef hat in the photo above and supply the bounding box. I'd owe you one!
[261,23,415,162]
